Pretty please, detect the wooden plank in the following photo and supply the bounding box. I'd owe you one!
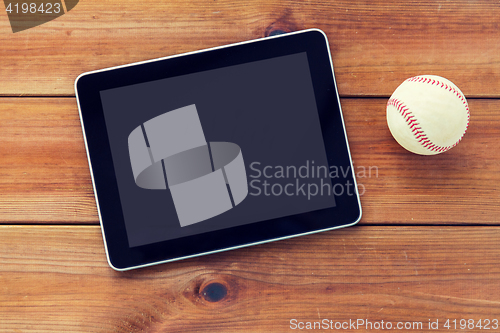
[0,98,97,223]
[0,225,499,332]
[0,0,499,97]
[343,98,500,224]
[1,97,498,224]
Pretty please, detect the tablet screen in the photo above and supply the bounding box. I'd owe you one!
[100,52,337,248]
[76,29,361,270]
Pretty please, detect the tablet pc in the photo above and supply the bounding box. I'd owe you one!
[75,29,362,271]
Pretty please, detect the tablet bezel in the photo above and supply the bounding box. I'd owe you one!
[75,29,362,271]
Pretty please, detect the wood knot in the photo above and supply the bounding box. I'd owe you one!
[201,282,227,302]
[183,274,240,308]
[264,9,301,37]
[268,29,287,36]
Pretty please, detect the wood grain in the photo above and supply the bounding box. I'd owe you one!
[343,98,500,224]
[0,225,499,332]
[1,97,498,224]
[0,98,97,223]
[1,1,499,331]
[0,0,499,97]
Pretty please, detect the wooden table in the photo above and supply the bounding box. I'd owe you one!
[1,1,499,331]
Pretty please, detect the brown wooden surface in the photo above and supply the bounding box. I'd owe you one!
[0,98,498,225]
[1,0,499,331]
[0,0,499,97]
[1,226,500,332]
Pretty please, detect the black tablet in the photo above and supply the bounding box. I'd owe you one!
[75,29,362,271]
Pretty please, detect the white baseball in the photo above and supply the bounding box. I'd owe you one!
[386,75,470,155]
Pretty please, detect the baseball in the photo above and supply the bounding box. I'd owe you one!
[386,75,470,155]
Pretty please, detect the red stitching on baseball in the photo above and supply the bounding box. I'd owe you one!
[387,98,452,152]
[402,76,470,149]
